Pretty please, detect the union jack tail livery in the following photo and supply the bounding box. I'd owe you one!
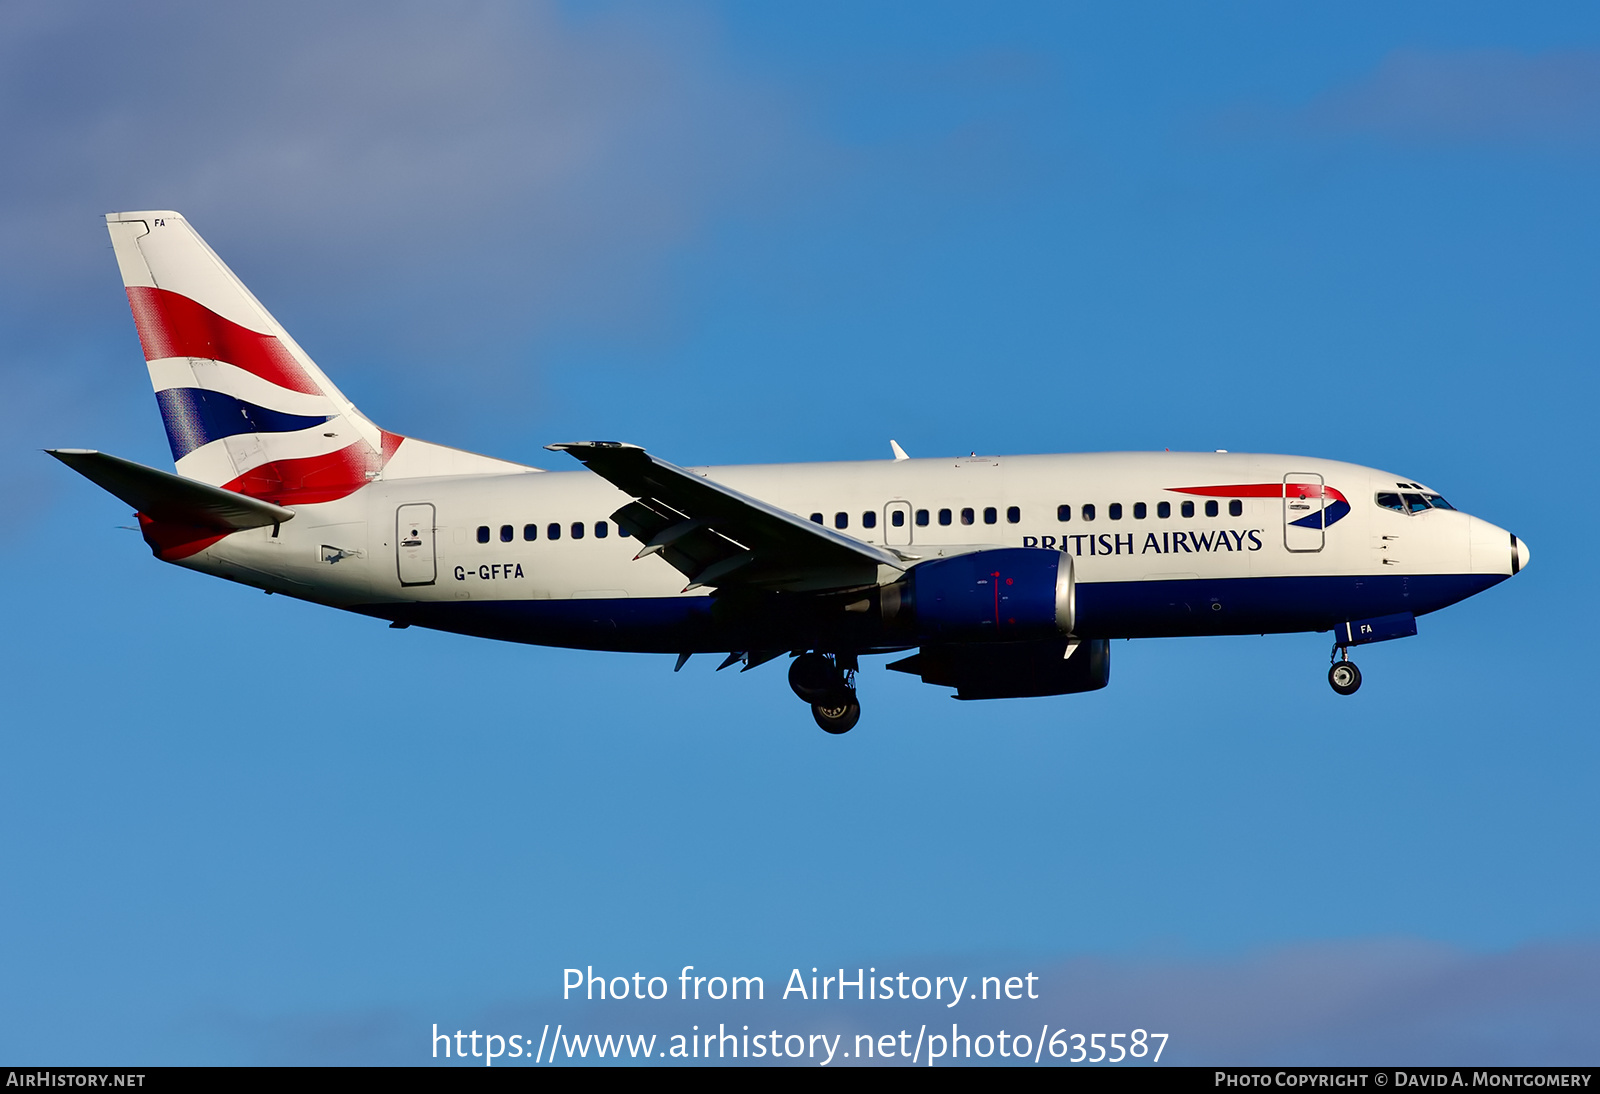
[106,211,402,505]
[105,211,527,504]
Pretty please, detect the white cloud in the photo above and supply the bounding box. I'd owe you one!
[0,2,821,340]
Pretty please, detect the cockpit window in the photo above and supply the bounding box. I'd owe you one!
[1377,491,1456,514]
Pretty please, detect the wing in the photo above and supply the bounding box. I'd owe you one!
[546,442,906,593]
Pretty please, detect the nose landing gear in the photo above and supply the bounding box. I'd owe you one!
[1328,647,1362,696]
[789,651,861,733]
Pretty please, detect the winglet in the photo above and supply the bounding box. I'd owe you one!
[890,440,909,461]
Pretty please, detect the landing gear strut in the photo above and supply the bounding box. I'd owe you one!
[789,651,861,733]
[1328,647,1362,696]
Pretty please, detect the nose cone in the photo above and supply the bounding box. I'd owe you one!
[1468,517,1528,577]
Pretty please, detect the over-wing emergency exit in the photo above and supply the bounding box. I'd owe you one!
[52,212,1529,732]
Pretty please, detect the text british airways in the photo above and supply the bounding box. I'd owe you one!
[1022,529,1266,556]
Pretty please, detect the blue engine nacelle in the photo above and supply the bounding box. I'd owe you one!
[905,547,1074,643]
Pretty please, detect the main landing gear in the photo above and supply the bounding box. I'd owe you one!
[1328,647,1362,696]
[789,652,861,734]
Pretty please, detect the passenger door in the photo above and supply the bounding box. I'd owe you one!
[1283,473,1325,553]
[396,503,437,586]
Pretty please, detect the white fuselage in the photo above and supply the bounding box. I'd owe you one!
[173,450,1519,655]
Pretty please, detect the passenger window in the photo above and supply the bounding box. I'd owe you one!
[571,521,585,540]
[500,524,513,543]
[938,508,952,526]
[1057,504,1071,522]
[1006,506,1020,524]
[961,508,975,525]
[983,507,997,525]
[1133,502,1146,520]
[1229,500,1242,517]
[891,510,905,527]
[835,512,849,529]
[915,509,929,526]
[523,523,538,541]
[547,522,561,541]
[1181,501,1194,518]
[1205,500,1219,517]
[810,513,824,524]
[1157,501,1170,519]
[1402,493,1430,514]
[862,511,877,529]
[1108,503,1122,520]
[595,521,609,539]
[476,525,490,544]
[1082,504,1096,522]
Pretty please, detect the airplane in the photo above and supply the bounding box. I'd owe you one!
[51,211,1530,733]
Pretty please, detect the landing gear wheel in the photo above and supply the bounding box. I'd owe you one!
[789,652,842,703]
[1328,661,1362,696]
[812,693,861,734]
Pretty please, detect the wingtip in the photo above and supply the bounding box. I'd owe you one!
[890,440,909,461]
[45,448,105,468]
[545,441,640,453]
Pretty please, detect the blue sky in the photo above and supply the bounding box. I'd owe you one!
[2,1,1597,1065]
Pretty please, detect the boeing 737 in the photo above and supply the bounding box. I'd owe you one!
[51,211,1530,733]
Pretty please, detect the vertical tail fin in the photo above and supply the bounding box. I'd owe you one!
[106,211,401,504]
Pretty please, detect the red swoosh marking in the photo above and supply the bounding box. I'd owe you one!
[1168,483,1348,505]
[126,286,321,395]
[221,432,404,506]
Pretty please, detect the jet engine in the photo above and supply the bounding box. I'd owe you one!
[902,547,1073,643]
[884,548,1105,699]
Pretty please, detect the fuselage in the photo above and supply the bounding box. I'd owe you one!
[174,449,1522,657]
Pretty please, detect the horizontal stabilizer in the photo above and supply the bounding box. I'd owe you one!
[46,449,296,530]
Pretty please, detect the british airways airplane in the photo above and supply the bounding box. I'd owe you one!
[53,211,1529,733]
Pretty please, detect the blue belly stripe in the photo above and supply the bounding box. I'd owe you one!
[1073,572,1506,638]
[352,572,1509,652]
